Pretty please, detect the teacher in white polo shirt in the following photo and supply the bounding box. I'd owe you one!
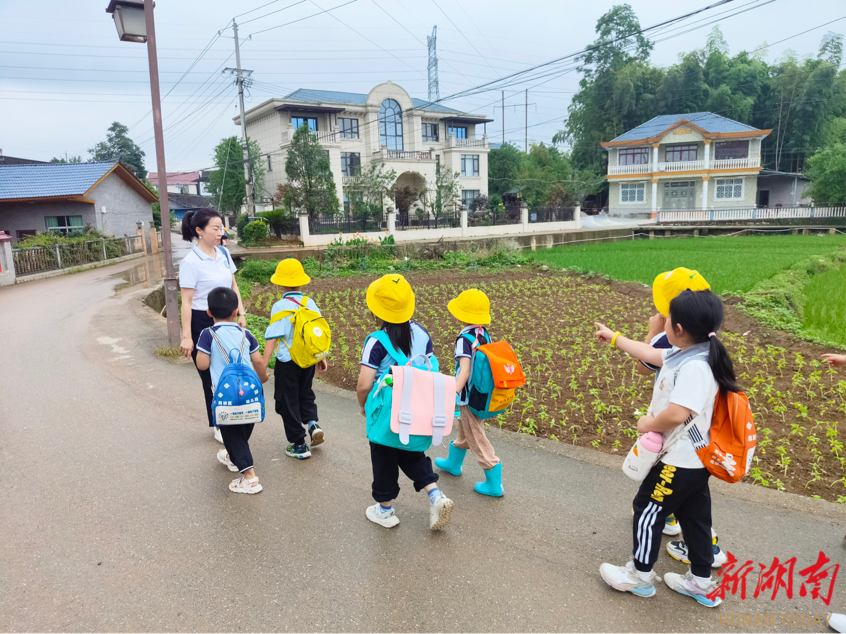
[178,208,246,441]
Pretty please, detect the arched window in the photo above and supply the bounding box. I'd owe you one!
[380,99,403,151]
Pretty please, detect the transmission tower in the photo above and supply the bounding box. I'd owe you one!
[427,25,439,102]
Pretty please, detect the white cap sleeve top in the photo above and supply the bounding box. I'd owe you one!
[178,246,238,311]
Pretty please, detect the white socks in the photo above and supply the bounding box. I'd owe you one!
[692,573,712,589]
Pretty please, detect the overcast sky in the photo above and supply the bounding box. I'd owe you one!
[1,0,843,172]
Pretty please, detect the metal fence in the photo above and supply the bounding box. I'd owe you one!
[12,236,143,276]
[529,207,576,223]
[310,215,387,235]
[467,209,521,226]
[395,212,461,230]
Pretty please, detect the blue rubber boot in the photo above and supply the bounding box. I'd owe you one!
[434,441,467,476]
[474,462,504,497]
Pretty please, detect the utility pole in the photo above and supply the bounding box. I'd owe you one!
[143,0,179,347]
[525,89,528,153]
[502,90,504,145]
[224,20,255,217]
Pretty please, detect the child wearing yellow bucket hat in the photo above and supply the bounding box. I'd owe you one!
[356,274,455,531]
[261,258,327,459]
[435,288,504,497]
[629,267,728,569]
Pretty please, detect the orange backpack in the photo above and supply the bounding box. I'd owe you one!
[696,390,756,483]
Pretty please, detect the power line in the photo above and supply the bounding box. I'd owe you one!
[247,0,358,36]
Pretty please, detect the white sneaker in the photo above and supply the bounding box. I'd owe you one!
[599,561,657,597]
[429,494,454,531]
[666,539,728,568]
[366,503,399,528]
[829,614,846,633]
[663,515,682,536]
[214,427,224,444]
[664,571,722,607]
[216,449,239,472]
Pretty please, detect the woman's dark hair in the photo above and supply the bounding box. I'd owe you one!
[669,290,740,393]
[382,320,412,358]
[181,208,223,242]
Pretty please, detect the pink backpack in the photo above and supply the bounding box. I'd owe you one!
[388,355,456,446]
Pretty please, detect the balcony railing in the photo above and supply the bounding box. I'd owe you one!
[315,130,338,143]
[608,163,651,176]
[451,138,488,149]
[341,175,358,186]
[608,156,762,176]
[711,156,761,170]
[656,160,704,172]
[385,149,433,160]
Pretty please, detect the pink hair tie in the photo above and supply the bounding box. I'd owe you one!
[708,332,716,338]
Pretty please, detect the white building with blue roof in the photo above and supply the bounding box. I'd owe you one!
[0,161,156,242]
[601,113,771,216]
[235,81,492,217]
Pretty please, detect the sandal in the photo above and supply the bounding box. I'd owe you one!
[229,476,263,494]
[217,449,239,472]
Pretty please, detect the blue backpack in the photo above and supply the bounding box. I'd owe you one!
[364,329,441,452]
[210,328,265,426]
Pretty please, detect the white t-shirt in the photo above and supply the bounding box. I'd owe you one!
[178,246,237,311]
[650,347,718,469]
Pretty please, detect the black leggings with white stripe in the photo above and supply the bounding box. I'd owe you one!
[632,462,713,578]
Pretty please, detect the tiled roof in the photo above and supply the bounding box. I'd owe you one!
[148,171,201,185]
[283,88,461,113]
[0,162,117,200]
[611,112,761,142]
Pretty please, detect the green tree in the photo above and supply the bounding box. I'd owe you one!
[258,209,296,238]
[422,169,461,219]
[347,163,396,221]
[88,122,146,179]
[804,143,846,205]
[488,143,524,200]
[283,125,340,219]
[50,155,82,164]
[207,137,266,214]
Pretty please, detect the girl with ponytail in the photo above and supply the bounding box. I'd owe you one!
[594,290,736,608]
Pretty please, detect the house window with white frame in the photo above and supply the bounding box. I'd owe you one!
[341,152,360,177]
[449,126,467,139]
[339,117,359,139]
[422,122,439,142]
[715,178,744,200]
[620,182,646,204]
[461,154,479,177]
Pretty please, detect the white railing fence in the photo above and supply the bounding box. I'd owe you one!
[657,206,846,223]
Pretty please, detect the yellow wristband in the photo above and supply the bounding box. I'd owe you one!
[611,331,622,347]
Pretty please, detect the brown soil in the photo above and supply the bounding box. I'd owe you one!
[246,266,846,503]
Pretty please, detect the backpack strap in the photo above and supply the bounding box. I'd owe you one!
[368,330,409,366]
[216,246,233,271]
[209,326,248,365]
[431,372,447,446]
[397,365,414,445]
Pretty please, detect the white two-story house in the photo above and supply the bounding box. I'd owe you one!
[602,113,771,216]
[237,81,492,215]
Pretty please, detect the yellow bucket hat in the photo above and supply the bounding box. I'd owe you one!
[448,288,491,325]
[652,268,711,317]
[366,274,415,323]
[270,258,311,287]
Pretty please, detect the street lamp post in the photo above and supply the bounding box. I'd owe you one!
[106,0,180,347]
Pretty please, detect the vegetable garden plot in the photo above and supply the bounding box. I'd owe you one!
[246,270,846,503]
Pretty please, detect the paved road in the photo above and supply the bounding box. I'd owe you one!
[1,253,844,633]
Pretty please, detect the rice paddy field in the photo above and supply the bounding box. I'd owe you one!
[243,256,846,503]
[529,233,846,294]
